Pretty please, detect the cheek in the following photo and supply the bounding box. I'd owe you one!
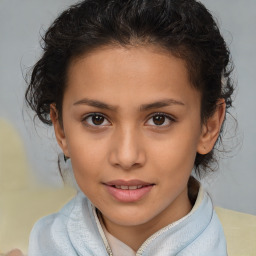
[149,128,200,177]
[66,134,107,180]
[69,145,104,199]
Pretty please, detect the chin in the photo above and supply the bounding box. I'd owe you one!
[105,207,157,227]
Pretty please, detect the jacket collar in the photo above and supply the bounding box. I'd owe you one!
[67,185,226,255]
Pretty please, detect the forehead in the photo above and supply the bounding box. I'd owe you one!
[65,45,200,109]
[67,45,187,82]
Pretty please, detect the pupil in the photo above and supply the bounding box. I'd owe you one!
[153,115,165,125]
[92,115,104,125]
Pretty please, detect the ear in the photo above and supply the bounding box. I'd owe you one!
[197,99,226,155]
[50,104,70,157]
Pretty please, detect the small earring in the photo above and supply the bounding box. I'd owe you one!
[64,154,70,162]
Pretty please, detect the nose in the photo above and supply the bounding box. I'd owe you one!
[109,126,146,171]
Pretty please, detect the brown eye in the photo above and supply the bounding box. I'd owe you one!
[152,115,166,125]
[145,113,175,127]
[92,115,105,125]
[82,113,111,127]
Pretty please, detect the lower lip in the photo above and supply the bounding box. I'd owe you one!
[105,185,154,203]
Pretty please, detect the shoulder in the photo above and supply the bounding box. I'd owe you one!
[33,190,81,226]
[179,211,227,256]
[30,194,76,233]
[28,192,108,256]
[179,188,227,255]
[28,192,87,255]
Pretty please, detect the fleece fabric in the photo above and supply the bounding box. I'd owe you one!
[28,187,227,256]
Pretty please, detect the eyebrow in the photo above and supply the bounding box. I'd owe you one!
[73,98,185,111]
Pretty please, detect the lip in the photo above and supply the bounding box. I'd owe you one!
[103,179,155,203]
[104,179,153,186]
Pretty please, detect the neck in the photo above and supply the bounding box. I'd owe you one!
[100,182,197,251]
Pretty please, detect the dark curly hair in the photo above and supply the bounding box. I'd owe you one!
[25,0,234,177]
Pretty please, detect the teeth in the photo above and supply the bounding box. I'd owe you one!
[114,185,144,190]
[128,186,138,190]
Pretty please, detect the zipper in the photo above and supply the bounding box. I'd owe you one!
[91,186,204,256]
[92,206,189,256]
[92,205,114,256]
[136,216,189,256]
[136,224,173,256]
[136,187,205,255]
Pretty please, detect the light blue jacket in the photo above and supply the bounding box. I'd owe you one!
[28,187,227,256]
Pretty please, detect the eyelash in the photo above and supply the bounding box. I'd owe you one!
[81,112,176,129]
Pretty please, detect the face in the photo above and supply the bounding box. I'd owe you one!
[52,45,219,233]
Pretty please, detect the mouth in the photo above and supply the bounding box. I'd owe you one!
[103,180,155,202]
[110,185,144,190]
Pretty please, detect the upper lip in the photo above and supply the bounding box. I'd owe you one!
[104,179,154,186]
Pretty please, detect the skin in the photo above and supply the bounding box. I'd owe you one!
[51,45,225,251]
[5,249,23,256]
